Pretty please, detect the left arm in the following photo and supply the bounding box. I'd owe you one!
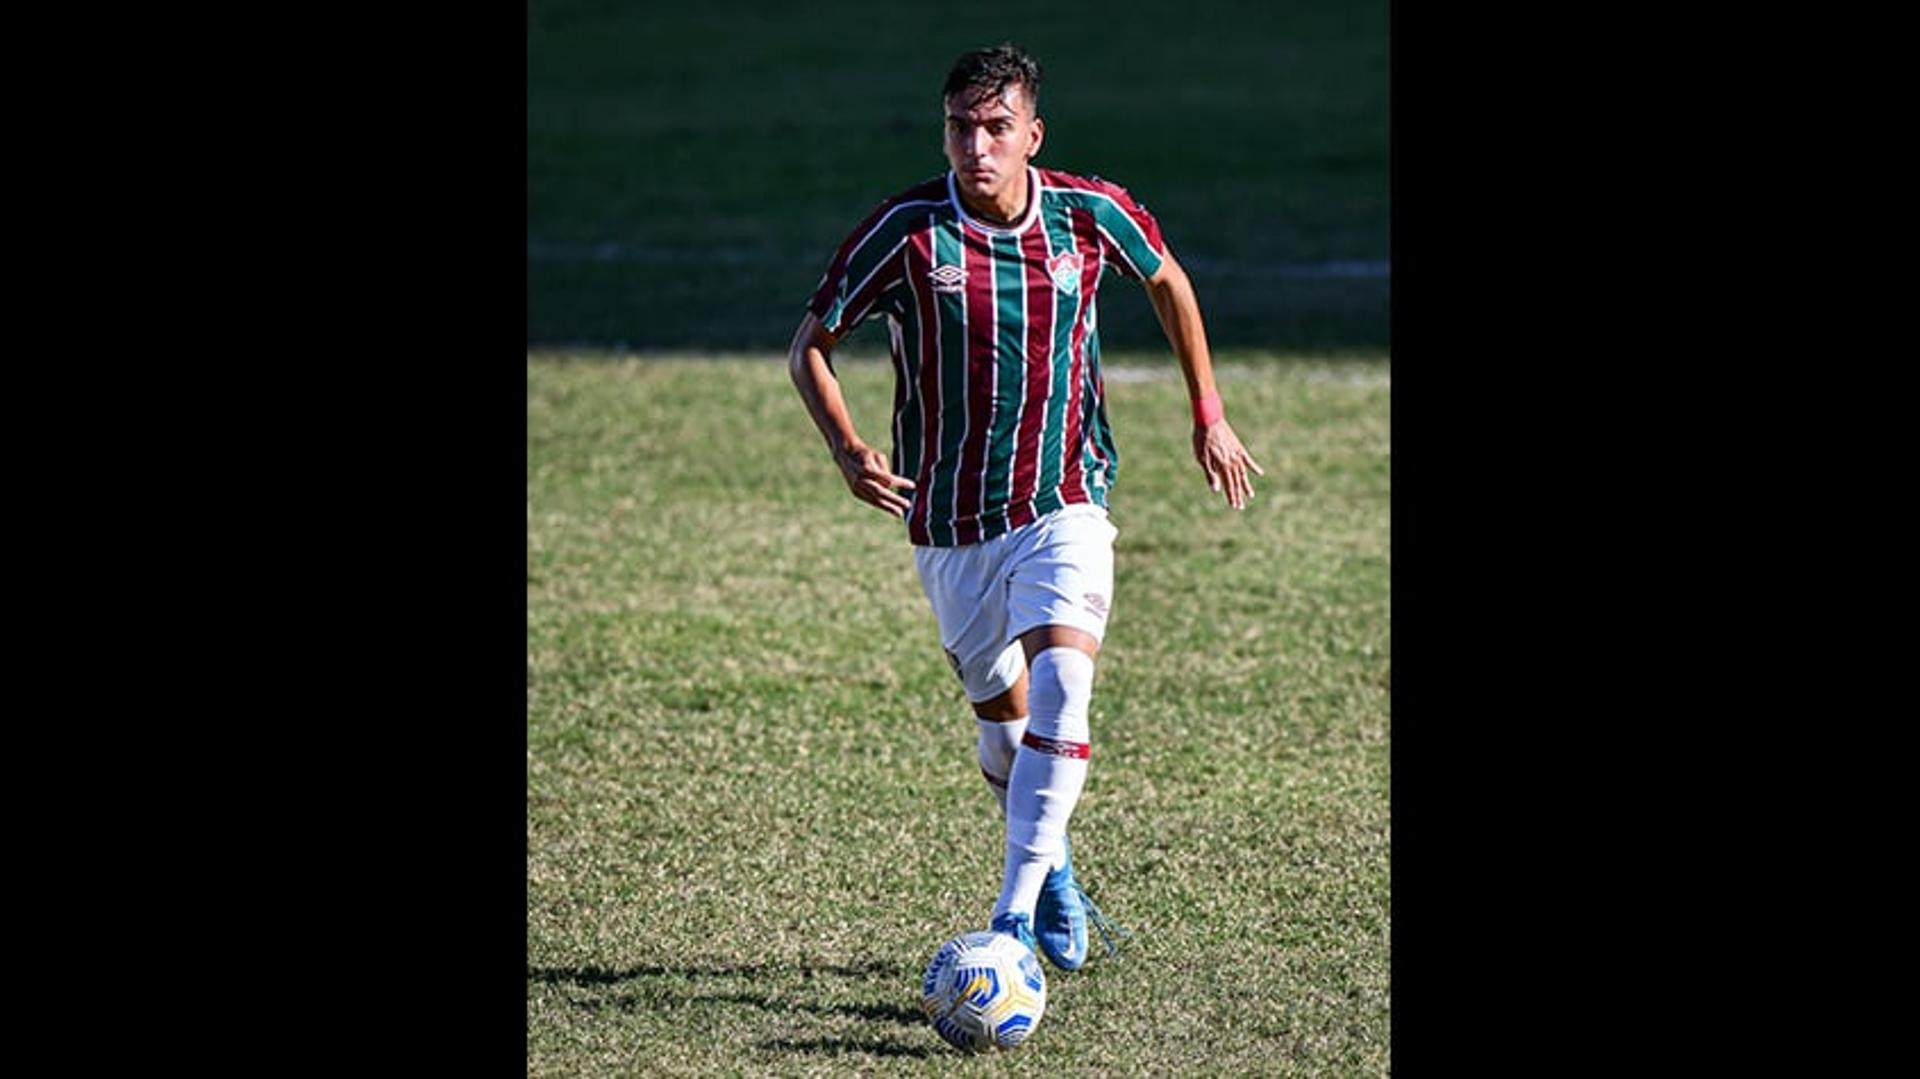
[1143,249,1265,510]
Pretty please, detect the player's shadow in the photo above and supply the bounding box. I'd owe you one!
[528,959,908,983]
[760,1035,934,1059]
[528,961,938,1059]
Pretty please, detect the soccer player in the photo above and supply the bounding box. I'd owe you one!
[788,43,1262,970]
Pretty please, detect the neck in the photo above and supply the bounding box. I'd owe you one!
[961,166,1030,226]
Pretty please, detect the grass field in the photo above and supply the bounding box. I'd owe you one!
[528,0,1388,351]
[527,353,1390,1073]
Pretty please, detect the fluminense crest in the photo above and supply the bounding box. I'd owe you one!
[1047,250,1082,292]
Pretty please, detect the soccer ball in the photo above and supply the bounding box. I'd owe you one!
[919,930,1048,1053]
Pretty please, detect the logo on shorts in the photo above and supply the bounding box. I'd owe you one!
[1047,251,1083,293]
[928,264,967,293]
[1083,591,1109,617]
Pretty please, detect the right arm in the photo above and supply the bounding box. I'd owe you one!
[788,311,916,518]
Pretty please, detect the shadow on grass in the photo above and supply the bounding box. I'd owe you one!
[528,959,909,984]
[761,1035,938,1059]
[530,960,939,1057]
[828,1000,925,1024]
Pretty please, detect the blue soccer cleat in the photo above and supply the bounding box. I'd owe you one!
[1035,836,1134,970]
[1034,836,1090,969]
[989,910,1037,957]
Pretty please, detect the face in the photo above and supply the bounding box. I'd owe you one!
[943,83,1044,205]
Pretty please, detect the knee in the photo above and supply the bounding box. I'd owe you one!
[972,684,1027,723]
[1028,647,1095,729]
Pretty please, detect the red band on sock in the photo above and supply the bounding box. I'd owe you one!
[1022,732,1091,759]
[1192,391,1223,427]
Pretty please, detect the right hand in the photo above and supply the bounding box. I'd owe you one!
[835,441,916,518]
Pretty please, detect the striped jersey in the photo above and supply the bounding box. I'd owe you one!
[807,166,1167,547]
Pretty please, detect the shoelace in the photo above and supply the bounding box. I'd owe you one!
[993,914,1037,952]
[1078,886,1135,959]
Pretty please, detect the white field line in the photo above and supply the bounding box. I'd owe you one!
[528,239,1388,281]
[526,353,1389,388]
[1105,365,1389,387]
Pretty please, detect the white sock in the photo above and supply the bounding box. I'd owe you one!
[976,715,1028,816]
[992,647,1094,920]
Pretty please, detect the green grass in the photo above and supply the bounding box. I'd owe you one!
[528,0,1388,351]
[527,352,1390,1073]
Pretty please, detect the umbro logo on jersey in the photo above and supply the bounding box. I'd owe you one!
[1047,251,1083,293]
[928,264,967,293]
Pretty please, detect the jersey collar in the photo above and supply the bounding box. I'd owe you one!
[946,166,1042,236]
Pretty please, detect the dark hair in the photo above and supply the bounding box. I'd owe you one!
[943,43,1042,113]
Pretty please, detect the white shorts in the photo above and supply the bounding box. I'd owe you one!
[914,504,1117,703]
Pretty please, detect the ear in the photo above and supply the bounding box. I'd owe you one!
[1027,116,1045,161]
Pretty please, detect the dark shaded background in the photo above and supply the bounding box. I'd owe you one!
[528,0,1387,353]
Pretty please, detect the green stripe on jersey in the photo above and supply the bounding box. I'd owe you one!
[1039,202,1081,513]
[1085,329,1119,501]
[821,205,929,332]
[893,293,924,484]
[1034,215,1075,505]
[981,234,1025,537]
[1047,189,1164,281]
[928,220,967,547]
[1037,301,1072,510]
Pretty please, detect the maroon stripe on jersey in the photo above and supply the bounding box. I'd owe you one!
[1059,208,1104,505]
[837,242,906,331]
[1033,167,1099,193]
[808,177,949,320]
[953,226,997,545]
[1034,168,1165,254]
[1085,368,1112,480]
[1075,217,1111,491]
[1085,320,1113,473]
[887,317,906,471]
[1021,731,1091,760]
[1034,167,1104,191]
[907,229,942,545]
[1009,225,1056,527]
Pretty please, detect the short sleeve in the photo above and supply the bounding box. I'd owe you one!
[1087,179,1167,282]
[806,198,918,341]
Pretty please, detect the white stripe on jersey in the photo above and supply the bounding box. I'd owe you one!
[839,199,945,273]
[1094,222,1148,280]
[1038,183,1162,277]
[834,233,910,330]
[910,234,939,537]
[975,233,1001,535]
[946,225,971,535]
[1037,185,1159,247]
[888,314,908,478]
[1003,233,1032,518]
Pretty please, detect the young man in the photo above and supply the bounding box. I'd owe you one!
[788,44,1262,970]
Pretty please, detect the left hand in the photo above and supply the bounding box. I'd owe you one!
[1192,419,1265,510]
